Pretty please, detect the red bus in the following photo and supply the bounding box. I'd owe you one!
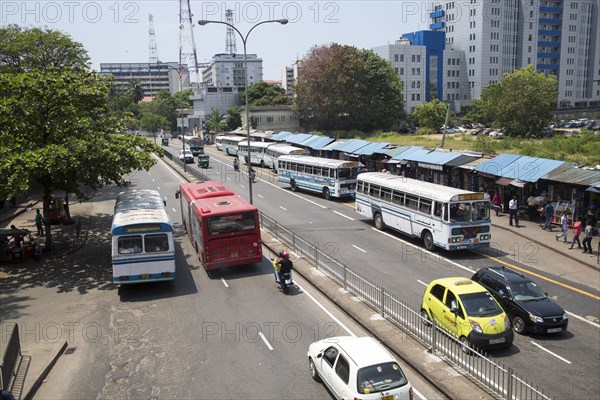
[176,181,262,270]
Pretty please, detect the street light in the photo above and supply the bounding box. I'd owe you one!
[198,18,288,204]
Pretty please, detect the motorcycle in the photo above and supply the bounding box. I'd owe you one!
[271,259,293,294]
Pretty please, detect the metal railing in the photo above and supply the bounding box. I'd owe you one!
[1,323,21,391]
[260,212,554,400]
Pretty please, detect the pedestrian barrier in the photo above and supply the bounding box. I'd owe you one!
[260,211,554,400]
[0,324,21,391]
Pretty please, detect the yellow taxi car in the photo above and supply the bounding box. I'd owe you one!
[421,277,513,352]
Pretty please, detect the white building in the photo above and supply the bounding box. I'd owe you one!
[201,53,263,88]
[281,60,302,98]
[100,62,190,96]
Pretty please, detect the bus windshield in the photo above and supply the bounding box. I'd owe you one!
[207,212,257,235]
[338,167,364,179]
[449,201,490,222]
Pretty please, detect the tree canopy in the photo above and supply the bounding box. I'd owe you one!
[293,44,404,132]
[413,99,447,132]
[243,81,288,106]
[477,65,558,137]
[0,26,161,249]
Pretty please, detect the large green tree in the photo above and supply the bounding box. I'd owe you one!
[243,81,288,106]
[225,107,242,131]
[205,108,226,134]
[413,99,448,132]
[478,65,558,137]
[294,44,404,132]
[0,26,160,250]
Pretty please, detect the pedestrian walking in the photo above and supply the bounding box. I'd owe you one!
[34,209,44,235]
[233,156,239,172]
[556,213,569,243]
[543,202,554,231]
[527,195,538,222]
[509,196,519,227]
[492,193,501,216]
[569,217,583,249]
[582,223,595,254]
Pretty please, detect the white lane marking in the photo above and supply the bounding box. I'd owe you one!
[352,245,366,253]
[157,186,160,190]
[333,210,354,220]
[530,341,571,364]
[259,331,274,351]
[566,310,600,328]
[220,278,229,288]
[280,206,287,211]
[226,177,232,181]
[295,282,355,336]
[417,280,428,287]
[172,208,177,213]
[258,194,264,198]
[155,154,186,182]
[261,180,328,209]
[371,228,476,274]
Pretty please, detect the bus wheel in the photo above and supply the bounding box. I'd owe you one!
[374,213,385,230]
[322,188,331,200]
[422,231,434,251]
[291,180,297,192]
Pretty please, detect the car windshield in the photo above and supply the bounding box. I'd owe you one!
[459,292,503,317]
[509,281,547,301]
[356,362,408,394]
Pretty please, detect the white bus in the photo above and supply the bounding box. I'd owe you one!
[263,143,309,171]
[277,155,365,200]
[111,189,176,284]
[237,141,274,167]
[221,135,246,156]
[215,135,226,151]
[182,135,204,156]
[355,172,491,251]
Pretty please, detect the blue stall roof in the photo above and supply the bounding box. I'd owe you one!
[353,142,390,155]
[391,146,426,160]
[334,139,373,154]
[269,131,293,141]
[301,135,335,150]
[321,140,346,151]
[475,154,523,177]
[397,148,463,165]
[285,133,313,144]
[380,146,413,158]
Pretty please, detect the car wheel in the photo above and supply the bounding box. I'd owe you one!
[322,188,331,200]
[420,309,431,326]
[374,213,385,231]
[308,357,321,382]
[422,231,434,251]
[460,336,471,354]
[512,316,526,334]
[290,180,297,192]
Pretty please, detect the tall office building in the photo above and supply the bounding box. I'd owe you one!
[99,62,190,97]
[430,0,600,108]
[201,53,263,88]
[281,60,302,98]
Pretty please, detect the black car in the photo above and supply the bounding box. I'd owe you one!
[471,267,568,334]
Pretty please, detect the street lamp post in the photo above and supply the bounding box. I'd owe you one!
[198,18,288,204]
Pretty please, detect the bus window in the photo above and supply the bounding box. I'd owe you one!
[419,198,432,215]
[118,236,143,254]
[145,233,169,252]
[472,201,490,221]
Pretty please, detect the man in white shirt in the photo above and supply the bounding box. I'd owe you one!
[556,213,569,243]
[509,196,519,227]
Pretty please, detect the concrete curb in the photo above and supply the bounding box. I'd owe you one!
[23,341,68,400]
[492,222,599,270]
[0,203,37,225]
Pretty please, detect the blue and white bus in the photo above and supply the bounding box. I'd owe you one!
[215,135,226,151]
[277,155,365,200]
[237,141,274,167]
[221,135,246,156]
[111,189,176,284]
[355,172,491,251]
[262,143,309,171]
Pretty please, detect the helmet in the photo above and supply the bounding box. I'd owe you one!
[280,251,289,259]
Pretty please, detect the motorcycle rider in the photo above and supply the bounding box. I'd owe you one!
[275,251,293,284]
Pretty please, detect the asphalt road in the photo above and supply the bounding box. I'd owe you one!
[191,143,600,400]
[31,156,445,399]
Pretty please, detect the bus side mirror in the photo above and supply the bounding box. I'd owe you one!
[175,191,180,200]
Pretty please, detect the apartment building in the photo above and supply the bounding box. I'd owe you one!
[201,53,263,88]
[99,62,190,97]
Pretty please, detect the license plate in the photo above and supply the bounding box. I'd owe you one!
[381,396,394,400]
[141,274,150,280]
[489,337,506,344]
[547,328,563,333]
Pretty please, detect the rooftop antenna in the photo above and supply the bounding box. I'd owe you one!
[225,9,237,54]
[149,14,160,64]
[179,0,200,84]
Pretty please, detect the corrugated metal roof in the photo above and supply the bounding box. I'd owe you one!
[502,156,565,182]
[541,163,600,186]
[334,139,372,153]
[353,142,390,155]
[269,131,293,141]
[391,146,425,160]
[445,154,479,168]
[302,136,335,150]
[397,148,462,165]
[475,154,522,176]
[458,156,493,170]
[380,146,413,157]
[321,140,346,151]
[285,133,313,144]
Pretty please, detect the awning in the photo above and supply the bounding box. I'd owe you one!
[495,177,526,187]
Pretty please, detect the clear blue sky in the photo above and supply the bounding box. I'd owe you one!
[2,1,433,80]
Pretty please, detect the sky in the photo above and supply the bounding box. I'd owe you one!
[1,1,435,80]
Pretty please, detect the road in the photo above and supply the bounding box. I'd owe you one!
[186,142,600,400]
[30,155,445,399]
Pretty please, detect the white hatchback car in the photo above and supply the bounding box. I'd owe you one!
[308,336,413,400]
[177,150,194,163]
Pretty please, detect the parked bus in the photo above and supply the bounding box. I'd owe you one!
[263,143,309,171]
[355,172,491,251]
[111,189,176,284]
[221,135,246,156]
[182,135,204,156]
[277,155,365,200]
[176,181,262,271]
[215,135,226,151]
[237,141,274,167]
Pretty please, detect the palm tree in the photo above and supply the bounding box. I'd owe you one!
[206,108,225,134]
[127,78,144,103]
